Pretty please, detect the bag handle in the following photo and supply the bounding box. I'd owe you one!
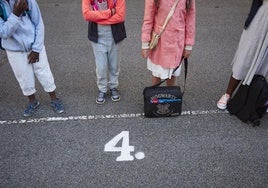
[150,58,188,95]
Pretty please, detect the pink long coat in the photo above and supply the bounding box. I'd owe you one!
[141,0,196,68]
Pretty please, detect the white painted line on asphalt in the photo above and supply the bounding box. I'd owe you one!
[0,109,228,125]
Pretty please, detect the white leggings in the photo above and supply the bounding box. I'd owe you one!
[6,46,56,96]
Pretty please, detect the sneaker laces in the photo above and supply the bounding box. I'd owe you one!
[218,94,230,105]
[23,100,39,116]
[25,104,34,113]
[26,101,38,110]
[110,88,119,97]
[98,92,105,98]
[53,99,63,107]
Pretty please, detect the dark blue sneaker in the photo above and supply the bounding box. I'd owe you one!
[23,100,40,117]
[110,88,120,102]
[96,91,106,104]
[50,98,64,114]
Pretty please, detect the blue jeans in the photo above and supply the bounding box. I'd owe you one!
[91,25,121,93]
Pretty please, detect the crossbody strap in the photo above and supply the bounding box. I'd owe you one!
[150,58,188,95]
[158,0,180,36]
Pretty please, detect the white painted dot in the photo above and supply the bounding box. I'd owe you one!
[135,152,145,160]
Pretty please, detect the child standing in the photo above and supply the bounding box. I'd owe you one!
[217,0,268,110]
[141,0,196,86]
[82,0,126,104]
[0,0,64,117]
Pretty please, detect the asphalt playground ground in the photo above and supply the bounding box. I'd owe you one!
[0,0,268,187]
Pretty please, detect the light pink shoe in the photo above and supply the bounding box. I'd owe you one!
[217,94,230,110]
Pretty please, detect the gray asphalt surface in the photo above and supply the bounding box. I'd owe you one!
[0,0,268,187]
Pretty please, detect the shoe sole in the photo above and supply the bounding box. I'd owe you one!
[50,105,64,114]
[23,102,40,117]
[55,109,64,114]
[217,103,227,110]
[111,97,120,102]
[96,99,106,104]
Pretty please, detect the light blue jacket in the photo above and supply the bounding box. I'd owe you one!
[0,0,44,53]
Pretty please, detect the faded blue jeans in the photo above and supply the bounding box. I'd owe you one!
[91,25,121,93]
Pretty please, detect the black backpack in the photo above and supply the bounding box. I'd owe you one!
[227,75,268,127]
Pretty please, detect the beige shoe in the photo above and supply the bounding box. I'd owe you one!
[217,94,230,110]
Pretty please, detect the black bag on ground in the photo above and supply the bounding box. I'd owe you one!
[143,58,188,118]
[227,74,268,126]
[143,85,183,117]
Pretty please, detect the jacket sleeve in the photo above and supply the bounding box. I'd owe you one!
[141,0,156,43]
[82,0,126,24]
[0,13,20,39]
[185,0,196,46]
[100,0,126,24]
[29,0,45,53]
[82,0,112,22]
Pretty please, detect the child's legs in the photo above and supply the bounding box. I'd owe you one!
[152,76,161,85]
[167,64,182,86]
[91,42,109,93]
[108,41,121,89]
[166,76,176,86]
[6,50,36,96]
[226,74,240,96]
[33,46,56,94]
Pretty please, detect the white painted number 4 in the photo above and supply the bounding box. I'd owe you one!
[104,131,145,161]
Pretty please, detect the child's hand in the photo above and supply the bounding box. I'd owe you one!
[141,49,149,59]
[28,51,40,64]
[13,0,28,17]
[111,8,116,16]
[183,49,191,58]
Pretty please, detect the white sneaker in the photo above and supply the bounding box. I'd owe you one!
[217,94,230,110]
